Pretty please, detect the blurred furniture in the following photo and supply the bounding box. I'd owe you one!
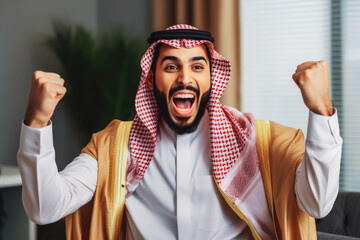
[37,220,66,240]
[317,191,360,239]
[0,165,36,240]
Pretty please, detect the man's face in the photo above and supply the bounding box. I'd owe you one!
[148,44,211,134]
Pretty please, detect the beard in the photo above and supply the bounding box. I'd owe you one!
[153,84,211,135]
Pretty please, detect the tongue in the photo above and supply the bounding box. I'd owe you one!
[174,99,192,109]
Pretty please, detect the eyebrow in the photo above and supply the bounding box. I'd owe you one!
[190,56,207,64]
[161,56,179,64]
[160,56,208,65]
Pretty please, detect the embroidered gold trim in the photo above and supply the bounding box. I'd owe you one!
[109,121,132,239]
[255,120,279,239]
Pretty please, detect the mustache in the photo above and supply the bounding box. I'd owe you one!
[168,85,200,100]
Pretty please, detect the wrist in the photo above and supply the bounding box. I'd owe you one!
[24,111,50,128]
[310,105,334,116]
[24,118,50,128]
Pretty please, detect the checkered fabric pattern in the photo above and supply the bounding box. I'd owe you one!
[129,24,254,184]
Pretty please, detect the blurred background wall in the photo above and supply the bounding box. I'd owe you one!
[98,0,150,36]
[0,1,150,239]
[0,0,150,170]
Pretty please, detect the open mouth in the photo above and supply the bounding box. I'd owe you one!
[171,91,196,117]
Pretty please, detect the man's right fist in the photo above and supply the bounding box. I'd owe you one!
[24,71,67,128]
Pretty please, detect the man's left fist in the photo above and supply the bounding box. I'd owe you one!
[292,61,334,116]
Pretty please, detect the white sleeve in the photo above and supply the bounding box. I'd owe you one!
[295,109,343,218]
[17,122,98,225]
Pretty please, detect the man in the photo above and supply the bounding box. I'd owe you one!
[18,24,342,239]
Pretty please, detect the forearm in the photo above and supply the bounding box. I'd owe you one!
[295,109,342,218]
[17,122,97,224]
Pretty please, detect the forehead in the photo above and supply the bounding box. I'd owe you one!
[157,44,209,62]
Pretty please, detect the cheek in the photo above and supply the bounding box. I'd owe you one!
[198,75,211,94]
[155,75,171,94]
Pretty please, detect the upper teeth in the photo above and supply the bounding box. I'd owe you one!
[174,94,194,99]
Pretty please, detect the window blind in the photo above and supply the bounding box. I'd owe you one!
[337,0,360,191]
[240,0,360,191]
[240,0,331,134]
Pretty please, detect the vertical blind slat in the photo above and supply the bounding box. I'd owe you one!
[241,0,360,191]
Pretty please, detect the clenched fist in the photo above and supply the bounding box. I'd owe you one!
[24,71,67,128]
[292,61,334,116]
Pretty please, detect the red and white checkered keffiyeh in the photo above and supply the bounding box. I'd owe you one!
[128,24,258,187]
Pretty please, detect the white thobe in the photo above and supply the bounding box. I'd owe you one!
[17,110,342,239]
[125,112,255,239]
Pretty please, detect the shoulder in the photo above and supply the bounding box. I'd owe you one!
[98,119,122,136]
[81,120,122,159]
[269,121,304,150]
[268,120,305,166]
[254,119,305,167]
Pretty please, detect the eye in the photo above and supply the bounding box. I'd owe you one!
[165,65,178,71]
[192,64,204,71]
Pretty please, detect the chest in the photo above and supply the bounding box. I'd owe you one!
[125,123,247,239]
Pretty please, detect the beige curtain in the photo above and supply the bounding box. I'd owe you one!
[152,0,241,110]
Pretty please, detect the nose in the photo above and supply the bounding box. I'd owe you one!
[177,68,192,85]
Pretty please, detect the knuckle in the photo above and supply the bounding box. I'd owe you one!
[297,79,305,86]
[303,70,311,79]
[313,62,321,69]
[41,82,51,92]
[292,73,299,81]
[38,77,46,84]
[319,60,327,65]
[319,60,328,69]
[53,73,61,78]
[33,71,42,80]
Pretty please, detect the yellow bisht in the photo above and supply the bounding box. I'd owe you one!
[65,119,317,240]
